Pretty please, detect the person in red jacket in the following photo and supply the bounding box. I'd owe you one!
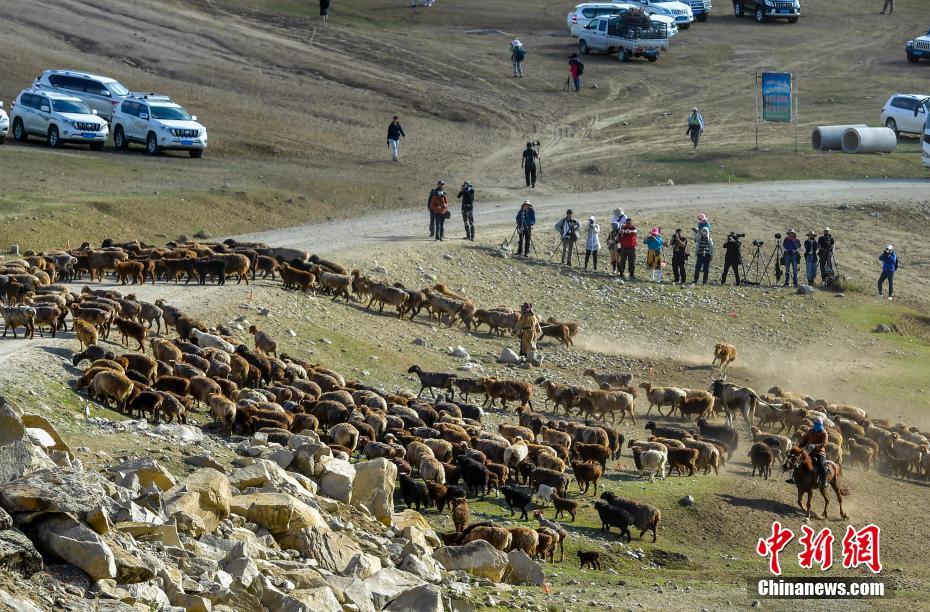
[568,53,583,93]
[618,217,638,280]
[429,185,449,241]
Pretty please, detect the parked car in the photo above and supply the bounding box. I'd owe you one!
[880,93,930,137]
[33,69,131,121]
[922,115,930,168]
[0,102,8,144]
[733,0,799,23]
[905,27,930,63]
[568,3,677,37]
[110,94,207,157]
[629,0,693,29]
[578,14,670,62]
[687,0,712,21]
[10,89,108,149]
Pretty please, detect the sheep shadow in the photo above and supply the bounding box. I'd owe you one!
[717,493,802,516]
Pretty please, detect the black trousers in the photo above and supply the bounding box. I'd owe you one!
[878,271,894,296]
[517,226,532,256]
[462,209,474,240]
[585,249,598,270]
[672,251,687,283]
[619,247,636,278]
[524,165,537,187]
[721,259,741,285]
[429,210,435,236]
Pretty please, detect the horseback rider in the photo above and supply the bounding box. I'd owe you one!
[788,417,829,486]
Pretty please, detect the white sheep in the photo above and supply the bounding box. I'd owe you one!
[190,328,236,353]
[503,436,529,467]
[419,457,446,485]
[535,484,557,507]
[632,448,667,482]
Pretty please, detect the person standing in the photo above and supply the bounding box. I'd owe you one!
[606,221,621,273]
[426,180,444,237]
[880,0,893,14]
[618,217,638,280]
[817,227,835,282]
[782,229,802,287]
[515,200,536,257]
[387,116,405,162]
[878,244,898,300]
[517,302,543,359]
[319,0,330,24]
[670,228,688,284]
[429,183,449,241]
[568,53,583,92]
[644,227,664,283]
[693,227,714,285]
[696,213,711,234]
[521,142,539,188]
[555,209,581,266]
[803,229,819,285]
[611,207,627,227]
[511,39,526,78]
[457,181,475,241]
[584,217,601,270]
[720,232,742,286]
[686,108,704,149]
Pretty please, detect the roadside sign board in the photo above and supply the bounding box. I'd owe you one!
[761,72,792,123]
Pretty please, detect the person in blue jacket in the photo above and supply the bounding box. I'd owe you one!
[515,200,536,257]
[878,244,898,300]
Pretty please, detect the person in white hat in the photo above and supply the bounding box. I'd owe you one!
[686,108,704,148]
[878,244,898,300]
[584,216,601,270]
[511,39,525,78]
[817,227,835,282]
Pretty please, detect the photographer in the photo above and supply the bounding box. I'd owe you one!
[720,232,743,286]
[670,228,688,284]
[521,142,539,188]
[457,181,475,241]
[584,216,601,271]
[555,209,581,266]
[618,217,638,280]
[878,244,898,300]
[693,227,714,285]
[428,183,449,241]
[515,200,535,257]
[817,227,835,282]
[644,227,664,283]
[782,229,801,288]
[606,221,621,273]
[803,230,818,285]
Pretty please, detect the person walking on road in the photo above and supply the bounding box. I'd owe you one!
[515,200,536,257]
[511,39,526,78]
[387,116,405,162]
[880,0,893,14]
[803,229,818,285]
[817,227,836,283]
[878,244,898,300]
[686,108,704,149]
[645,227,664,283]
[555,209,581,266]
[618,217,638,280]
[429,183,449,241]
[606,221,621,273]
[568,53,583,92]
[720,232,742,286]
[782,229,802,288]
[457,181,476,241]
[426,181,444,237]
[584,216,601,270]
[693,227,714,285]
[670,228,688,284]
[522,142,539,188]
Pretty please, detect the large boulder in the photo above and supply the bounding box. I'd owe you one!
[107,457,176,492]
[164,468,231,533]
[0,468,117,524]
[19,414,71,457]
[0,406,56,486]
[506,550,544,585]
[385,584,445,612]
[392,509,431,532]
[277,529,359,574]
[0,529,43,576]
[318,456,355,503]
[290,587,341,611]
[228,492,328,535]
[35,514,116,580]
[433,540,509,582]
[350,458,396,527]
[0,588,43,612]
[364,567,427,610]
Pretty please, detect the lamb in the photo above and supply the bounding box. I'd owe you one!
[600,491,661,542]
[483,378,533,409]
[583,368,632,389]
[578,550,603,570]
[681,439,721,475]
[207,393,237,431]
[33,305,64,338]
[136,301,163,334]
[550,494,578,522]
[532,510,567,562]
[571,443,611,470]
[452,498,470,533]
[638,382,687,417]
[749,426,793,460]
[696,417,739,460]
[88,370,135,411]
[571,461,602,495]
[712,342,737,372]
[398,473,431,511]
[846,439,875,472]
[407,365,456,398]
[73,319,99,351]
[594,501,633,542]
[665,448,700,477]
[631,447,667,482]
[2,306,36,339]
[248,325,278,358]
[748,443,775,479]
[256,255,280,279]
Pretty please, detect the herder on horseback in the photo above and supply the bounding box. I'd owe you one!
[783,417,849,519]
[788,417,828,487]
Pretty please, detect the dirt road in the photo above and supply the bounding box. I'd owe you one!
[236,178,929,254]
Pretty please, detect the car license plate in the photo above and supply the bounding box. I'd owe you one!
[82,133,96,139]
[779,8,789,13]
[181,139,193,146]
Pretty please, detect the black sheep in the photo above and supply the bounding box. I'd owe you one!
[398,474,431,511]
[501,484,533,520]
[71,345,115,366]
[594,501,632,542]
[696,417,739,460]
[407,365,456,398]
[455,455,490,500]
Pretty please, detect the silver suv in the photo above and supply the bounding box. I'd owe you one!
[111,94,207,157]
[33,69,131,121]
[10,89,109,150]
[0,101,8,144]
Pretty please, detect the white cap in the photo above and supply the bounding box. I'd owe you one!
[512,39,522,47]
[523,199,531,205]
[885,244,894,251]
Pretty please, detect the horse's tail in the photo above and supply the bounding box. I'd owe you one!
[835,464,851,496]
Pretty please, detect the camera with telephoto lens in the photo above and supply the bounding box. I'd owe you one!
[774,232,782,240]
[752,239,764,247]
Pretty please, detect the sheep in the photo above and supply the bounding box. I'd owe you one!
[2,306,36,339]
[71,345,113,366]
[188,376,222,406]
[532,511,567,562]
[550,494,578,522]
[112,317,146,352]
[88,370,134,411]
[279,263,315,291]
[398,473,431,511]
[675,392,715,421]
[330,423,360,452]
[644,421,693,441]
[73,319,99,351]
[483,378,533,409]
[638,382,686,417]
[190,329,236,354]
[845,439,875,471]
[248,325,278,358]
[309,254,347,275]
[207,393,237,431]
[452,378,486,403]
[154,376,190,397]
[536,453,566,473]
[126,389,163,423]
[366,282,409,317]
[539,323,573,347]
[631,448,667,482]
[648,436,685,449]
[749,427,793,460]
[507,526,539,558]
[462,524,512,552]
[665,448,700,477]
[571,461,602,495]
[503,437,529,468]
[473,309,520,335]
[712,342,737,372]
[33,305,64,338]
[423,438,454,463]
[748,443,774,479]
[696,418,739,460]
[594,501,633,542]
[456,455,491,500]
[576,389,635,423]
[419,457,446,485]
[571,443,611,470]
[407,365,456,398]
[539,426,572,450]
[452,498,470,533]
[628,439,669,455]
[312,266,351,301]
[114,260,145,285]
[530,467,570,497]
[600,491,661,542]
[498,424,533,444]
[256,255,280,279]
[211,253,250,284]
[583,369,632,389]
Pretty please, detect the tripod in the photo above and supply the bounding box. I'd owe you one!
[563,77,574,92]
[741,242,783,286]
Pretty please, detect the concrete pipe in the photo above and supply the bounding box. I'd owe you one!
[811,125,867,151]
[841,127,897,154]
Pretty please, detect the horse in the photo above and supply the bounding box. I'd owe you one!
[782,446,849,520]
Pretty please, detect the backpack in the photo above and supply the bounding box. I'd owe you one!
[513,47,526,61]
[576,60,585,76]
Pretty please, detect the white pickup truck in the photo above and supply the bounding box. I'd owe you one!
[578,14,670,62]
[629,0,694,30]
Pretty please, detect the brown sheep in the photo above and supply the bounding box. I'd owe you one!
[535,528,557,562]
[215,253,251,284]
[846,439,875,471]
[366,282,409,316]
[537,453,566,473]
[452,497,469,533]
[115,260,145,285]
[207,393,237,431]
[539,426,572,450]
[248,325,278,358]
[551,494,578,522]
[188,376,222,406]
[571,461,602,495]
[279,263,315,292]
[638,382,687,417]
[89,370,134,411]
[712,342,737,372]
[74,319,99,351]
[112,317,146,352]
[507,526,539,557]
[571,443,611,469]
[666,448,700,477]
[2,306,36,339]
[577,389,636,423]
[497,423,534,443]
[583,369,632,389]
[539,323,573,347]
[462,523,512,552]
[312,266,351,301]
[748,443,774,479]
[578,550,602,570]
[419,457,446,484]
[330,422,360,452]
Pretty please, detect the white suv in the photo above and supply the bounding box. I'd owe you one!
[33,70,131,121]
[110,94,207,157]
[880,93,930,136]
[10,89,108,150]
[0,101,8,144]
[631,0,694,29]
